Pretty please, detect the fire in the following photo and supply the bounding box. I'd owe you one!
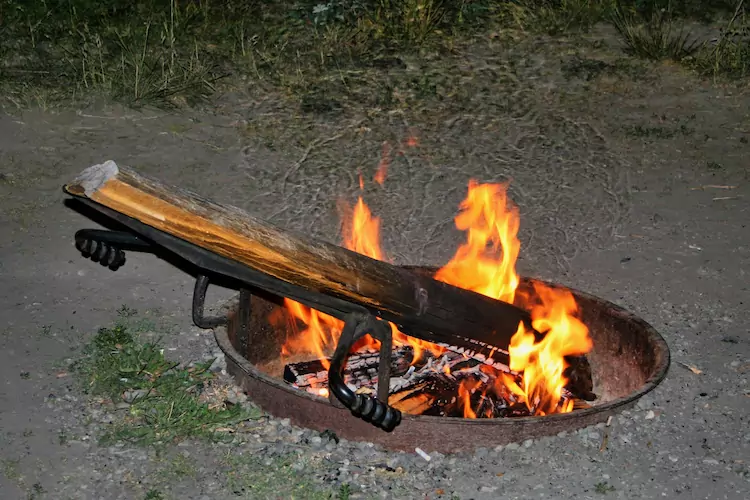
[504,284,592,415]
[433,180,520,305]
[277,174,443,370]
[432,180,591,416]
[278,161,592,415]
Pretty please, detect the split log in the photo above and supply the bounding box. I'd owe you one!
[64,161,537,358]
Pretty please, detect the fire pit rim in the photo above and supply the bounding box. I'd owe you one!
[212,272,671,428]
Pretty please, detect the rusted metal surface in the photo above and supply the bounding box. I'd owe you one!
[213,267,670,453]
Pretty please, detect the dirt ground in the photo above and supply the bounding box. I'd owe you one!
[1,26,748,500]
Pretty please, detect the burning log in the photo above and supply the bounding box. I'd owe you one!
[64,161,539,362]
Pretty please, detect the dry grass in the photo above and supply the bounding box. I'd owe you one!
[0,1,746,110]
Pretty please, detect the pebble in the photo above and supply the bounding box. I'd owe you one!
[505,442,520,451]
[225,390,247,405]
[523,439,534,448]
[645,410,656,420]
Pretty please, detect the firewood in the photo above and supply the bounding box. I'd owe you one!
[64,161,538,362]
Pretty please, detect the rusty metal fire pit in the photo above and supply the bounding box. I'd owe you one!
[63,163,670,454]
[213,266,670,453]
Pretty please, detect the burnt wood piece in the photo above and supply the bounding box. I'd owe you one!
[283,346,415,390]
[63,161,539,360]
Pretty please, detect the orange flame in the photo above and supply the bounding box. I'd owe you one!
[432,179,591,416]
[458,377,481,419]
[279,183,443,368]
[434,180,520,304]
[506,284,592,415]
[374,142,391,186]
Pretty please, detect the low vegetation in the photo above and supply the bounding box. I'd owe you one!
[72,321,260,446]
[0,1,747,108]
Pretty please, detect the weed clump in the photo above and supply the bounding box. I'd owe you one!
[72,323,260,446]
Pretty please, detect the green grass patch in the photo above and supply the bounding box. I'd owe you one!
[71,322,260,446]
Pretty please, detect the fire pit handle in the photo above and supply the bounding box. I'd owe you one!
[74,229,154,270]
[328,313,402,432]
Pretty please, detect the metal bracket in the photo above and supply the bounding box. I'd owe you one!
[73,228,234,333]
[327,312,401,432]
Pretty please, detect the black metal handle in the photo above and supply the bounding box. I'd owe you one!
[328,313,402,432]
[74,229,153,270]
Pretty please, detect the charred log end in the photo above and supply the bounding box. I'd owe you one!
[564,355,596,401]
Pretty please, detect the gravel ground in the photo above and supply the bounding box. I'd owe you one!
[1,28,748,500]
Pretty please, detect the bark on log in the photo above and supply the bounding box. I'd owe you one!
[64,161,536,355]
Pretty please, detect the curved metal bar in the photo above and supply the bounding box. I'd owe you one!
[328,313,402,432]
[192,275,229,329]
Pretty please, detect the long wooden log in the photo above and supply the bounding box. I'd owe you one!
[64,161,535,355]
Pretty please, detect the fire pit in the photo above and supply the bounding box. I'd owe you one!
[64,162,670,454]
[213,269,669,452]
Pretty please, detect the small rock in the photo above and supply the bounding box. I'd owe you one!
[494,445,504,453]
[122,389,149,404]
[645,410,656,420]
[225,391,247,405]
[320,429,339,444]
[523,439,534,448]
[480,486,498,493]
[556,431,568,438]
[505,442,520,451]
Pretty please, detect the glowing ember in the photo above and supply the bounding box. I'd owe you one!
[276,157,593,417]
[374,142,391,186]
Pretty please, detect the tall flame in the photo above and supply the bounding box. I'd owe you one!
[432,179,591,416]
[434,180,520,304]
[277,179,443,368]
